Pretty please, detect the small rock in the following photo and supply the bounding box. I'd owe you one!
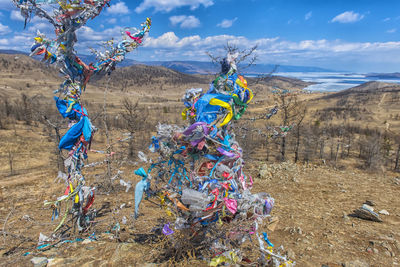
[394,240,400,252]
[353,205,382,222]
[82,260,108,267]
[384,250,392,257]
[82,239,92,245]
[31,257,48,267]
[297,227,303,235]
[379,209,389,215]
[47,258,64,266]
[373,248,379,254]
[343,259,369,267]
[100,233,114,240]
[287,248,295,259]
[120,243,135,252]
[382,241,392,252]
[364,200,375,206]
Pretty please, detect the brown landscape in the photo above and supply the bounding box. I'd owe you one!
[0,53,400,266]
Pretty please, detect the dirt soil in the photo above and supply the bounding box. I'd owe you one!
[0,125,399,267]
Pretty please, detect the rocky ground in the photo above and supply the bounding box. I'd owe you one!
[1,152,399,266]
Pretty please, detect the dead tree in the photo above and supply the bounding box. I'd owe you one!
[121,98,142,159]
[394,142,400,171]
[43,117,64,172]
[276,93,305,161]
[8,150,14,176]
[294,107,307,163]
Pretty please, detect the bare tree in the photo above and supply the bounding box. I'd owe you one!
[43,116,64,172]
[294,107,307,163]
[8,150,14,176]
[394,141,400,171]
[121,98,142,158]
[275,92,305,161]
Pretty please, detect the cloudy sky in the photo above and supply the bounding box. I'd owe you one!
[0,0,400,72]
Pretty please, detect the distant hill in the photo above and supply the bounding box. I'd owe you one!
[0,49,336,75]
[321,81,400,99]
[366,72,400,79]
[144,61,218,75]
[144,60,335,75]
[307,81,400,132]
[0,49,28,55]
[96,64,209,89]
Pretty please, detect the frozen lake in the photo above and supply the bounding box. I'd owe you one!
[274,72,400,92]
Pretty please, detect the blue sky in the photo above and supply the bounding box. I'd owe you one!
[0,0,400,72]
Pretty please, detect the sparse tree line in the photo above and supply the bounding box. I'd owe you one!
[236,91,400,172]
[2,86,400,174]
[0,93,153,176]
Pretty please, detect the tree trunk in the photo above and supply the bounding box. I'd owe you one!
[394,144,400,171]
[319,139,325,159]
[281,136,286,161]
[294,126,300,163]
[103,78,112,179]
[335,141,340,165]
[8,151,14,176]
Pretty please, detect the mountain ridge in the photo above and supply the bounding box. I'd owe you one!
[0,49,337,75]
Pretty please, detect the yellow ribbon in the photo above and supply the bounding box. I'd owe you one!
[209,251,238,266]
[209,98,233,127]
[34,37,43,43]
[181,108,189,120]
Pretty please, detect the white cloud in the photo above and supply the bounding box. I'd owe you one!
[10,10,25,21]
[387,28,396,34]
[11,10,47,25]
[169,15,200,29]
[217,17,237,28]
[27,21,54,34]
[107,18,117,24]
[305,11,312,20]
[75,25,125,49]
[141,31,400,71]
[0,33,32,50]
[331,11,364,23]
[383,17,391,22]
[0,22,10,35]
[135,0,213,13]
[107,1,130,15]
[0,38,9,45]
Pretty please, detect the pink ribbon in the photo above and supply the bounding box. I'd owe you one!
[224,198,237,214]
